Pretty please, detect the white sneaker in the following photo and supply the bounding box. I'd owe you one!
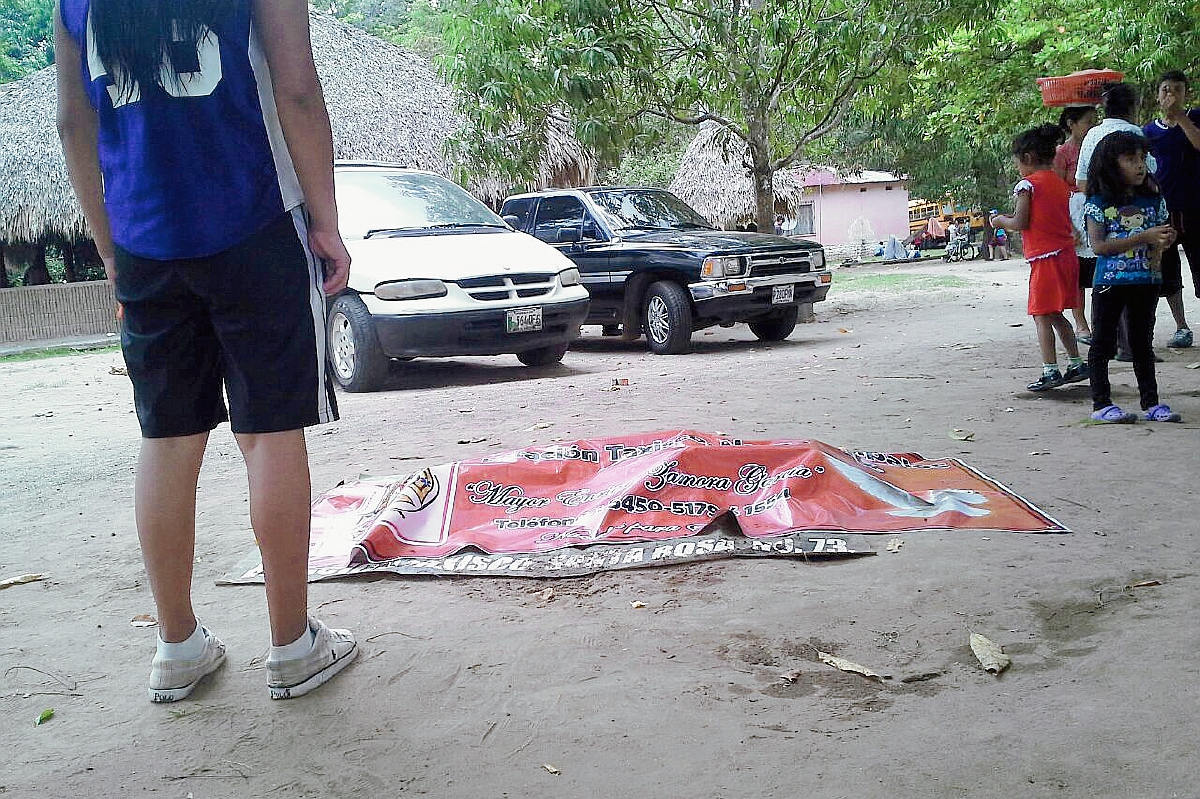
[267,618,357,700]
[148,625,226,703]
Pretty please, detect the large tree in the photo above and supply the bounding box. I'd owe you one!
[443,0,977,230]
[0,0,52,82]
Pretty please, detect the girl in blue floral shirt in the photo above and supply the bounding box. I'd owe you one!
[1084,131,1181,422]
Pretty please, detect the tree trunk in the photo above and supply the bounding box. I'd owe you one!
[0,243,8,289]
[62,244,78,282]
[745,112,775,234]
[22,245,51,285]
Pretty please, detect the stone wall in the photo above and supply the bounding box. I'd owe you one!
[0,281,117,345]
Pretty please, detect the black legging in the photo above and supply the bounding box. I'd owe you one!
[1089,284,1160,411]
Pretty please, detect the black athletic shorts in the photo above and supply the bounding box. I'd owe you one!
[1078,256,1096,290]
[114,207,339,438]
[1160,207,1200,298]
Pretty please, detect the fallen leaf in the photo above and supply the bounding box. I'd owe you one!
[0,573,45,590]
[1186,362,1200,369]
[629,600,647,609]
[537,588,554,601]
[109,365,128,375]
[1129,579,1161,588]
[778,669,802,684]
[542,764,561,775]
[1004,407,1015,412]
[949,429,975,441]
[817,650,886,680]
[130,613,158,628]
[1029,451,1046,456]
[456,437,488,444]
[970,633,1011,674]
[886,538,904,553]
[35,708,54,726]
[527,422,552,431]
[837,327,852,333]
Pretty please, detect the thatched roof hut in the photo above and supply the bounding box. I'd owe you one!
[668,122,809,228]
[0,11,594,247]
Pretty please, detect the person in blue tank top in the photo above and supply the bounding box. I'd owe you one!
[56,0,357,702]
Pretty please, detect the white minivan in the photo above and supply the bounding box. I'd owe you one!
[327,163,590,391]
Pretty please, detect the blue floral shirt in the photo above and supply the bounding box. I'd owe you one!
[1083,193,1169,286]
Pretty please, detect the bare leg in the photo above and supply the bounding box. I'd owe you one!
[1165,289,1191,331]
[1034,315,1060,364]
[135,433,209,643]
[1050,312,1080,358]
[1070,294,1091,336]
[235,429,312,647]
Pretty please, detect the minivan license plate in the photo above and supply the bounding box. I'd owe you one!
[506,307,543,333]
[771,284,794,304]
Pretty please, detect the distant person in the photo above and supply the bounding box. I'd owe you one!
[1083,131,1182,422]
[990,124,1087,392]
[987,214,1011,260]
[1144,70,1200,349]
[56,0,358,701]
[1055,105,1100,344]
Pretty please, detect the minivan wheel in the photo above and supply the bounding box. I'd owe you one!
[517,342,569,367]
[643,281,693,354]
[326,294,389,392]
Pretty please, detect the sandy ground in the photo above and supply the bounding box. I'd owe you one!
[2,256,1199,798]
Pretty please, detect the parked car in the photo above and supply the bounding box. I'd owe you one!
[499,187,831,353]
[327,163,590,391]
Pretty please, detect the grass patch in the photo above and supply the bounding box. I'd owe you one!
[831,273,973,293]
[0,343,120,363]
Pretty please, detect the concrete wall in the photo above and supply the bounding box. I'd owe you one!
[0,281,118,345]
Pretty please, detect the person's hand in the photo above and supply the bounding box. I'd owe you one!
[308,226,351,295]
[1141,225,1175,250]
[101,254,124,321]
[1160,87,1185,121]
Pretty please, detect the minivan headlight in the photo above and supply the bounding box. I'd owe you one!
[559,268,581,287]
[701,256,745,278]
[374,279,448,300]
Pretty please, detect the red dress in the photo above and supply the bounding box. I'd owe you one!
[1015,170,1081,315]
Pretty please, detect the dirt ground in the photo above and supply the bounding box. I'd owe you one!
[2,256,1198,798]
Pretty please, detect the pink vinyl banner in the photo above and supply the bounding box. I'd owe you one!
[221,431,1067,582]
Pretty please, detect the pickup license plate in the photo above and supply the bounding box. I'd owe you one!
[506,306,543,333]
[771,284,794,304]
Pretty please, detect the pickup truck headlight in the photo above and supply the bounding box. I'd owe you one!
[701,256,746,278]
[812,250,826,269]
[374,279,448,300]
[559,268,581,287]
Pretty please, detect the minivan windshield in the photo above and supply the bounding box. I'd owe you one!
[589,189,714,231]
[336,170,505,239]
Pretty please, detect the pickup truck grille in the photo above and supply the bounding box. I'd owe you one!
[454,273,555,302]
[747,249,818,278]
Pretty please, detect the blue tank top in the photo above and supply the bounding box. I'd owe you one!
[59,0,302,259]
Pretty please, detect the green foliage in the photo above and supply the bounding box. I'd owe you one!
[442,0,980,225]
[0,0,53,82]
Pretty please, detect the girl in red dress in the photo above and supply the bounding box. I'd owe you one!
[991,124,1087,392]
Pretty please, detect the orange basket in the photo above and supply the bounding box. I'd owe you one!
[1036,69,1124,107]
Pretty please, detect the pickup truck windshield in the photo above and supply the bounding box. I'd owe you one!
[590,189,714,232]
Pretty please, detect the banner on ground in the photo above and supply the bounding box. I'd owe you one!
[220,430,1068,583]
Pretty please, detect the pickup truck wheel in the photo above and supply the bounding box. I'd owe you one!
[643,281,693,354]
[749,305,799,341]
[517,342,569,367]
[327,294,389,393]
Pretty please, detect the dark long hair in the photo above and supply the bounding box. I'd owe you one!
[1011,123,1063,163]
[1086,131,1156,204]
[1057,105,1095,134]
[90,0,235,99]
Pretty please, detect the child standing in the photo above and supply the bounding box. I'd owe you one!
[1084,131,1183,423]
[991,125,1087,392]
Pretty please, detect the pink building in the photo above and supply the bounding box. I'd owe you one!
[793,168,910,250]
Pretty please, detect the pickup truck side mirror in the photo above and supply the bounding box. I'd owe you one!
[502,214,520,229]
[581,220,602,240]
[556,228,582,244]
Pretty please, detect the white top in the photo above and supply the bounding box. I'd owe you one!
[1075,118,1158,184]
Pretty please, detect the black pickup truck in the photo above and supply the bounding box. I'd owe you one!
[499,187,831,353]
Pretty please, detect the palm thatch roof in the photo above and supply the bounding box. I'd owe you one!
[668,122,809,228]
[0,11,594,245]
